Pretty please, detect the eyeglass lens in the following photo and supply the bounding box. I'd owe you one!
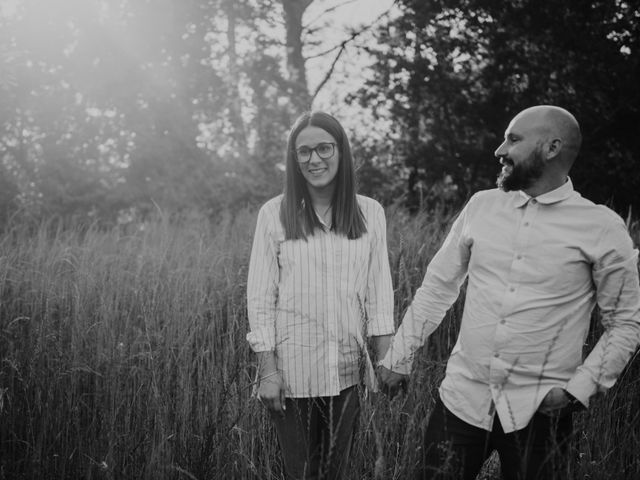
[296,143,335,162]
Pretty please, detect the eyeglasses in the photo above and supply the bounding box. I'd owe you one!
[295,142,336,164]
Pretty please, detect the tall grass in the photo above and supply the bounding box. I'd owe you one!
[0,206,638,479]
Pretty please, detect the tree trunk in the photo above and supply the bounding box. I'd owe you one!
[281,0,313,114]
[225,0,248,158]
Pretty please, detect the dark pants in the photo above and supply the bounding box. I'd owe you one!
[420,395,573,480]
[270,386,360,480]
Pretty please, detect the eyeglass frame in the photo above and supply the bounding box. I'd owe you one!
[294,142,337,164]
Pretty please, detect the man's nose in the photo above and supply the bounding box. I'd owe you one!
[494,141,507,158]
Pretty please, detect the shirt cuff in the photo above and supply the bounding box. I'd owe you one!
[367,318,395,337]
[378,348,412,376]
[565,369,598,407]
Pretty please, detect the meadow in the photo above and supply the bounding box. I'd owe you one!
[0,205,638,479]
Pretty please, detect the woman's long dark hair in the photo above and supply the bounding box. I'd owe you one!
[280,111,366,240]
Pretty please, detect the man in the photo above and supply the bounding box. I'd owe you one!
[377,105,640,480]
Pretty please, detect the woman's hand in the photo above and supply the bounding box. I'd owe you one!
[371,334,392,363]
[257,372,286,415]
[376,365,408,398]
[256,351,286,415]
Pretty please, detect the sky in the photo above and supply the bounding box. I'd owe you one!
[304,0,397,133]
[307,0,396,30]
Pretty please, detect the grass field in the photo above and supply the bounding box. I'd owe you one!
[0,206,638,479]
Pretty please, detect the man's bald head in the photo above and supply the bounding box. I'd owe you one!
[512,105,582,166]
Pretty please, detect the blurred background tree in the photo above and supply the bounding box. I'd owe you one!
[0,0,321,225]
[355,0,640,212]
[0,0,638,228]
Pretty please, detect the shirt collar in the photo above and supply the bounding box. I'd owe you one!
[513,177,574,208]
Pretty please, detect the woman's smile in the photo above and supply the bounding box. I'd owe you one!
[307,166,328,175]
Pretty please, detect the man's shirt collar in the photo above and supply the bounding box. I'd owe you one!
[513,177,574,208]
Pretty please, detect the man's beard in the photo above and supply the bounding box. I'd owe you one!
[496,149,545,192]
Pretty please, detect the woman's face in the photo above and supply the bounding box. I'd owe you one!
[294,126,340,194]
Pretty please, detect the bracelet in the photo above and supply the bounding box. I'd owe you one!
[259,371,279,381]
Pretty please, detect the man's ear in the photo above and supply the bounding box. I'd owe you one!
[546,138,562,160]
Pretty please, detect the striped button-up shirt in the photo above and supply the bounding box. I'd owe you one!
[381,179,640,433]
[247,194,395,398]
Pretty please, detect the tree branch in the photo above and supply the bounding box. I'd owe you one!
[308,1,397,100]
[310,43,346,101]
[306,1,396,60]
[303,0,358,30]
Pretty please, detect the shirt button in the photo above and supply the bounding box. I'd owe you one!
[500,319,506,324]
[494,352,500,358]
[516,255,522,260]
[509,286,515,292]
[523,222,530,227]
[531,199,537,205]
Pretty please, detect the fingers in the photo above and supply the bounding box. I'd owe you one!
[380,379,407,398]
[270,396,284,414]
[280,385,287,412]
[376,366,408,398]
[258,392,283,413]
[537,404,559,417]
[376,366,404,386]
[538,405,567,418]
[257,377,286,415]
[264,389,286,416]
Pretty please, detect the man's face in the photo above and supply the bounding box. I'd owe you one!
[496,144,546,192]
[494,115,546,192]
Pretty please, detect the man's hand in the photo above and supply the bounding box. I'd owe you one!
[538,387,571,416]
[376,365,409,397]
[257,372,286,415]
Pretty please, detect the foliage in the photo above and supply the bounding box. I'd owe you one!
[355,0,640,213]
[2,0,639,224]
[0,0,317,226]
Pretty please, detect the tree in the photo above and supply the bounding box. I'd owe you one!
[1,0,406,223]
[0,0,288,221]
[357,0,640,213]
[281,0,315,112]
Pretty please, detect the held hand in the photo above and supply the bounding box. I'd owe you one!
[538,387,570,416]
[257,372,286,415]
[376,365,408,398]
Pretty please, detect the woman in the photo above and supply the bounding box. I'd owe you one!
[246,111,394,479]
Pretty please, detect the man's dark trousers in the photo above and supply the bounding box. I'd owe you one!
[419,394,573,480]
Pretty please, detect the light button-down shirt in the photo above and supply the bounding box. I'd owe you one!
[381,179,640,432]
[247,195,395,398]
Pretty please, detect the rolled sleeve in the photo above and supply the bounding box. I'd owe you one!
[246,204,280,352]
[365,202,395,337]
